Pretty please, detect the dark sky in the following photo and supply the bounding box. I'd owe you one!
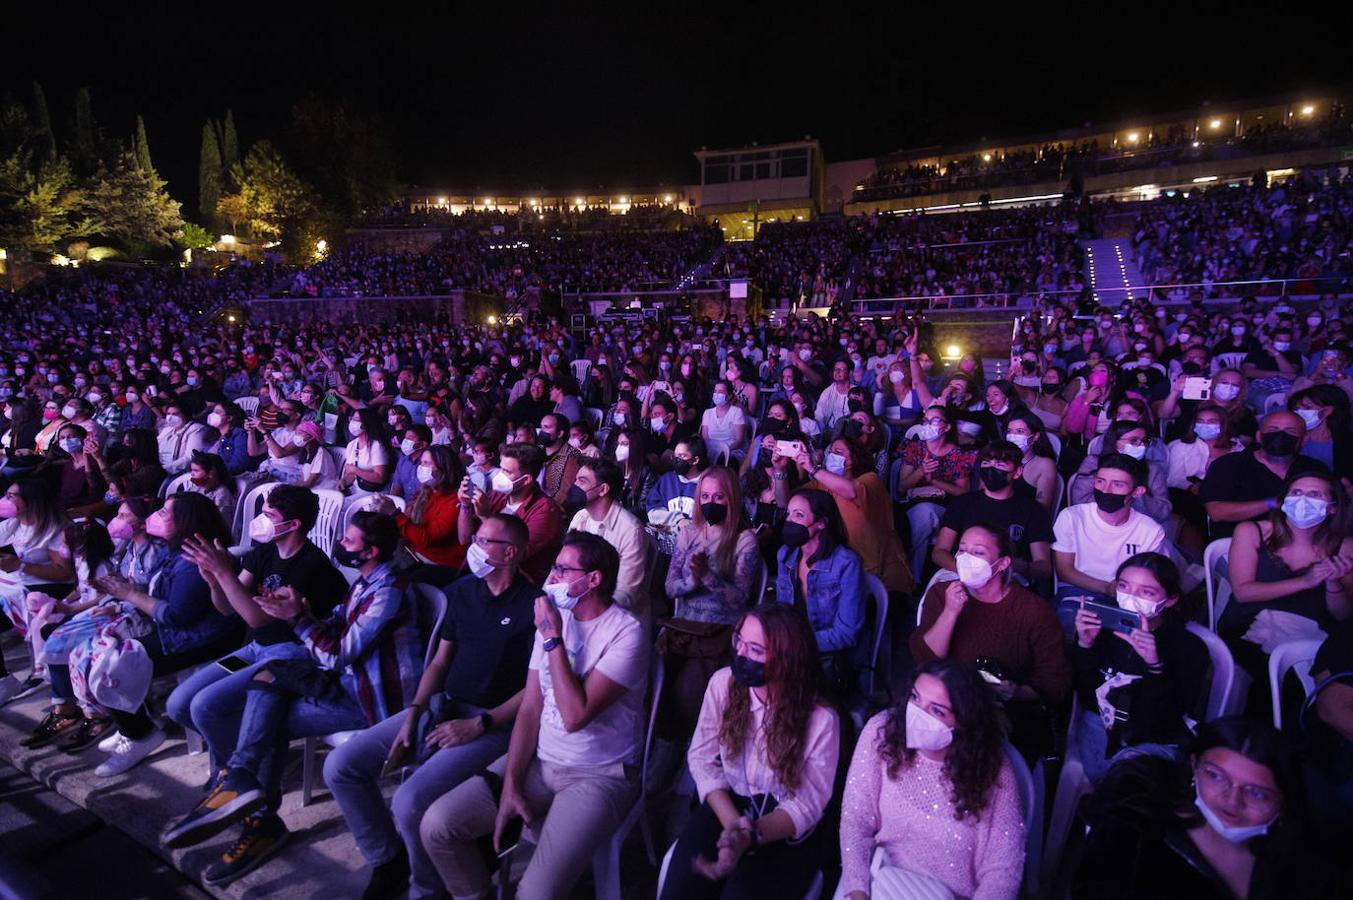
[4,6,1350,212]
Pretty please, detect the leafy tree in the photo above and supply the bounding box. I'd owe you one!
[86,151,183,254]
[30,82,55,163]
[288,96,398,222]
[177,222,213,250]
[222,110,239,175]
[222,140,314,257]
[198,120,222,228]
[69,87,98,175]
[133,115,153,173]
[0,152,95,256]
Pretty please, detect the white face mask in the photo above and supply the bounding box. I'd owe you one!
[1118,442,1147,460]
[615,443,630,463]
[400,438,418,456]
[465,541,498,578]
[491,469,519,494]
[61,404,77,419]
[905,701,954,752]
[824,452,847,475]
[544,575,585,610]
[1295,408,1323,430]
[164,414,184,428]
[889,370,906,384]
[248,513,294,544]
[416,464,436,484]
[1281,495,1328,529]
[207,412,224,429]
[1007,432,1031,452]
[1194,789,1276,843]
[955,552,996,589]
[1116,590,1166,619]
[916,424,941,442]
[567,436,583,450]
[1213,383,1241,402]
[349,420,364,437]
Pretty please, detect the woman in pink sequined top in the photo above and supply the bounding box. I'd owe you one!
[839,660,1026,900]
[659,604,840,900]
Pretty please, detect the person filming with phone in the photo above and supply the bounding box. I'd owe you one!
[1072,552,1209,783]
[418,532,648,900]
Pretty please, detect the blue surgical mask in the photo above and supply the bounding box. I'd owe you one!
[824,452,847,475]
[1193,422,1222,442]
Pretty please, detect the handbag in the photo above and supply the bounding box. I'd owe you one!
[87,635,153,713]
[655,617,732,661]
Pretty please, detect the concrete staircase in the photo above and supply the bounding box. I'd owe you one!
[1083,238,1148,307]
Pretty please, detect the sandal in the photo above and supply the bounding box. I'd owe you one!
[58,716,116,753]
[21,709,85,749]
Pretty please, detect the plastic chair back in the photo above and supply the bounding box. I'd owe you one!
[1202,537,1233,631]
[1186,620,1248,718]
[1268,637,1323,729]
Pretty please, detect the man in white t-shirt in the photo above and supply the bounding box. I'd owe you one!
[566,458,650,620]
[420,533,648,899]
[1053,453,1165,616]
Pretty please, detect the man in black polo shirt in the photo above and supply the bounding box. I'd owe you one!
[169,485,348,770]
[323,513,540,899]
[1201,410,1328,537]
[931,441,1054,589]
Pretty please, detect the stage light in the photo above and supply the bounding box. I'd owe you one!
[944,344,962,359]
[1210,119,1222,129]
[1126,132,1139,143]
[663,194,673,203]
[982,153,992,162]
[1301,104,1315,116]
[487,315,498,325]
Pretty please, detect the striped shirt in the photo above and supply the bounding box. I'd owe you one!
[293,561,422,726]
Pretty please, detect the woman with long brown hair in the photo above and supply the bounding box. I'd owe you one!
[839,659,1025,900]
[376,444,466,570]
[659,604,839,900]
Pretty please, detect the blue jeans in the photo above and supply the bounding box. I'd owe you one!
[1075,710,1182,784]
[228,670,366,808]
[49,663,75,705]
[165,641,310,772]
[323,700,511,899]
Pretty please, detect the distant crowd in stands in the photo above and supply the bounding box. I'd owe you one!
[855,103,1352,202]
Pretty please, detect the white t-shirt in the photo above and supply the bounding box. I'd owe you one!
[530,602,648,768]
[344,437,390,470]
[1052,502,1165,584]
[701,405,748,446]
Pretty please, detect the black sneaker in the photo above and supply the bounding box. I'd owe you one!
[57,716,116,753]
[162,768,266,849]
[201,814,288,887]
[361,852,411,900]
[20,710,84,749]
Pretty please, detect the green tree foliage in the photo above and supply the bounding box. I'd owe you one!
[177,222,213,250]
[198,120,222,228]
[220,140,315,258]
[288,96,399,222]
[86,151,183,254]
[30,82,56,163]
[222,110,239,176]
[69,87,98,175]
[0,153,96,256]
[133,115,153,173]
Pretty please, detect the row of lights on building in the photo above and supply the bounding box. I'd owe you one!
[433,194,677,209]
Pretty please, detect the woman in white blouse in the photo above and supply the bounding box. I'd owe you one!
[701,381,750,464]
[156,400,207,475]
[1165,403,1241,553]
[339,407,391,495]
[660,604,839,900]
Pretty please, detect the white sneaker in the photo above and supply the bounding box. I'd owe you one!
[0,673,42,706]
[97,730,124,753]
[94,728,165,777]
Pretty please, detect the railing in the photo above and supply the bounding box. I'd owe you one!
[850,276,1352,316]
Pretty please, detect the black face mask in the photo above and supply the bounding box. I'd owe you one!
[842,419,864,439]
[760,417,787,436]
[979,467,1011,492]
[1260,431,1299,458]
[1093,489,1129,514]
[334,545,368,568]
[781,521,812,547]
[847,398,865,414]
[1020,360,1037,374]
[701,501,728,526]
[730,653,767,688]
[673,458,693,477]
[1040,382,1061,395]
[1181,361,1203,376]
[565,485,590,509]
[537,429,558,447]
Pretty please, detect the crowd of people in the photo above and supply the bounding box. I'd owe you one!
[0,239,1351,898]
[855,104,1353,203]
[1132,169,1353,291]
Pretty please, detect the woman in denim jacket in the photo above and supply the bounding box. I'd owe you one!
[774,488,866,690]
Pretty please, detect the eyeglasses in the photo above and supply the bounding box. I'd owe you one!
[549,564,588,576]
[732,632,765,658]
[473,535,513,548]
[1196,762,1280,812]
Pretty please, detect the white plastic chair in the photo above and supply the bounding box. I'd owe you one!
[1045,432,1062,460]
[309,488,345,557]
[862,574,890,696]
[1264,392,1289,415]
[230,481,281,555]
[302,583,449,806]
[1213,352,1247,373]
[164,472,193,496]
[327,445,348,473]
[585,408,604,431]
[1202,537,1233,632]
[1051,472,1066,515]
[752,558,769,605]
[234,396,260,417]
[916,570,959,626]
[570,359,592,383]
[1004,742,1044,896]
[1186,620,1249,719]
[1268,637,1323,729]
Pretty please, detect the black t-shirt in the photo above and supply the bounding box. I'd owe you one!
[243,541,349,645]
[438,572,541,709]
[1241,347,1303,373]
[938,490,1054,561]
[1198,449,1328,536]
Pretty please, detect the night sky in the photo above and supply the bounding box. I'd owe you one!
[3,6,1349,211]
